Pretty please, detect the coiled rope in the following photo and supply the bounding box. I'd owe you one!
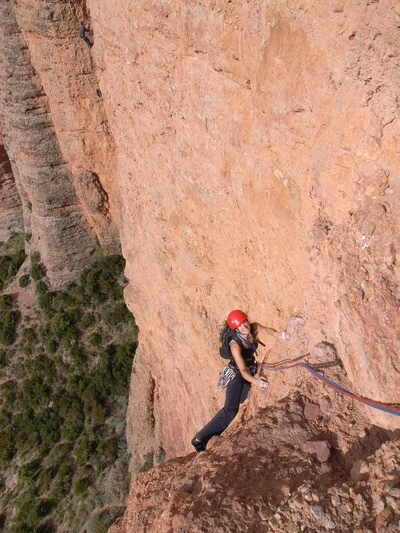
[261,362,400,417]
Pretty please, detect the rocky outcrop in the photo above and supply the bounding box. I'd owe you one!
[109,376,400,532]
[0,0,120,287]
[0,135,23,241]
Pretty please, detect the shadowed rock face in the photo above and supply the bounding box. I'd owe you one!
[0,136,23,241]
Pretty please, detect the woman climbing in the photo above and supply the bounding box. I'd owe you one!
[191,309,290,452]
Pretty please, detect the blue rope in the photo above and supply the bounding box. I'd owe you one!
[261,362,400,418]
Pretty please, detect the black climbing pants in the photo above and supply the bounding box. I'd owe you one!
[80,35,91,48]
[195,371,251,447]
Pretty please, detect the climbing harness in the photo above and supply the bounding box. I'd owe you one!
[218,365,238,391]
[261,361,400,418]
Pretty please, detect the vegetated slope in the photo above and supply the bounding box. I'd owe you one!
[0,237,138,533]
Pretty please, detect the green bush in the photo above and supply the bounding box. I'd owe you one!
[17,498,53,528]
[0,430,15,465]
[91,514,109,533]
[91,403,107,425]
[0,294,12,310]
[50,311,78,338]
[30,251,41,264]
[36,280,48,295]
[156,448,166,464]
[0,349,9,369]
[89,333,102,347]
[30,263,45,281]
[19,274,30,288]
[7,249,26,279]
[0,256,13,287]
[72,477,90,497]
[139,453,154,472]
[61,406,84,442]
[1,380,18,406]
[37,468,54,495]
[0,309,18,345]
[48,480,70,505]
[102,302,133,327]
[21,377,49,409]
[75,436,93,465]
[57,461,72,480]
[45,338,58,355]
[69,346,87,366]
[18,459,41,483]
[102,438,118,462]
[26,354,55,383]
[1,232,25,253]
[38,292,54,316]
[81,312,95,329]
[21,327,37,344]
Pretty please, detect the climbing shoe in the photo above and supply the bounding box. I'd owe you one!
[191,437,206,453]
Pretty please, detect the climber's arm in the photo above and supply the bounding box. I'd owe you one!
[252,322,278,338]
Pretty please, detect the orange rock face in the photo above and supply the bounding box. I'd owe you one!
[1,0,399,489]
[0,0,121,286]
[83,0,400,467]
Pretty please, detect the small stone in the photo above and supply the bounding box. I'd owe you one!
[310,342,337,362]
[302,440,331,462]
[310,504,324,519]
[354,494,364,505]
[304,401,320,420]
[345,512,353,523]
[319,397,332,416]
[386,496,399,512]
[331,495,341,506]
[350,460,369,482]
[376,499,385,514]
[324,516,336,530]
[364,185,375,196]
[376,507,392,527]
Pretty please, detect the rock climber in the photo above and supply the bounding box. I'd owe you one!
[79,22,92,48]
[191,310,291,452]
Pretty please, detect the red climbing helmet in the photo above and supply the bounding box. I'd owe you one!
[227,310,248,330]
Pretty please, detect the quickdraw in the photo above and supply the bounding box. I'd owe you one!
[217,365,238,391]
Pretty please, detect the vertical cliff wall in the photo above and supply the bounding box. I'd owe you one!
[0,0,121,286]
[79,0,400,468]
[1,0,399,472]
[0,134,23,241]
